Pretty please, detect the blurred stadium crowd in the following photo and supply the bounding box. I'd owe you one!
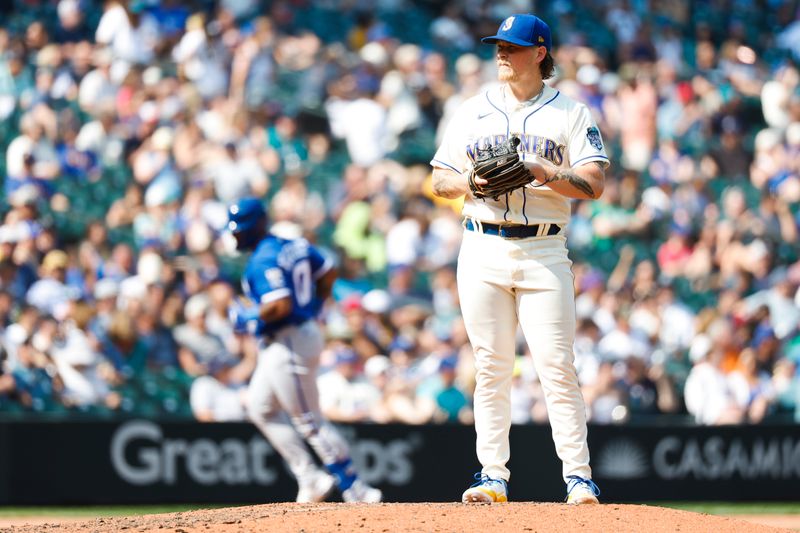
[0,0,799,426]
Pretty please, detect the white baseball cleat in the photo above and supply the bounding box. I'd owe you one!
[462,473,508,503]
[296,471,336,503]
[342,479,383,503]
[566,476,600,504]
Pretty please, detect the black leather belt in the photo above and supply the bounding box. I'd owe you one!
[464,218,561,239]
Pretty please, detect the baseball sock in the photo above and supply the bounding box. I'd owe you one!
[325,458,358,491]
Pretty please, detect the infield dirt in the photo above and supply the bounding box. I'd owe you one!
[1,502,793,533]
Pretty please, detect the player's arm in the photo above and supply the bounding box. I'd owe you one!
[530,161,605,200]
[431,167,486,199]
[246,265,294,323]
[258,297,292,323]
[316,267,337,302]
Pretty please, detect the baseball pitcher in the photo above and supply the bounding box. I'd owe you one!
[430,14,609,504]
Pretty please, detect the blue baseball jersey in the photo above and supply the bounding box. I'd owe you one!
[242,235,333,336]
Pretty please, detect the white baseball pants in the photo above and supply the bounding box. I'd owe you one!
[457,228,592,483]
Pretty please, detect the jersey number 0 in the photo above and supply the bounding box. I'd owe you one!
[292,260,313,306]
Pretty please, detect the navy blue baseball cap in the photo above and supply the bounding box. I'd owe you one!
[482,14,552,51]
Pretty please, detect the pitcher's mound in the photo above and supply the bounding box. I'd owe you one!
[4,502,791,533]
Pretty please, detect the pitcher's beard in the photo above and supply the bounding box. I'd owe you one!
[498,66,517,82]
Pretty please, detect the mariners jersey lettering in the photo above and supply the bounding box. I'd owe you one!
[431,84,610,226]
[242,235,333,336]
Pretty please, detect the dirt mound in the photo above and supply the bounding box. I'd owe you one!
[2,503,791,533]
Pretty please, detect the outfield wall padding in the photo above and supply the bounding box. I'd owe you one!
[1,420,798,503]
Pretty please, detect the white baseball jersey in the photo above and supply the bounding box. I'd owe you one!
[431,83,609,225]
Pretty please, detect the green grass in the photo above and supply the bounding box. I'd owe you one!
[0,505,236,518]
[651,502,800,515]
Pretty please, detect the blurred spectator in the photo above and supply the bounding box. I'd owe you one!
[55,0,92,44]
[189,357,249,422]
[174,293,233,377]
[684,343,745,425]
[9,333,61,410]
[621,357,659,416]
[50,302,120,409]
[26,250,76,320]
[6,111,60,193]
[326,73,389,167]
[95,0,160,66]
[617,70,657,172]
[584,361,627,424]
[728,348,775,423]
[317,348,378,423]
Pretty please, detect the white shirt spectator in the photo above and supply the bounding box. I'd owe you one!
[385,218,421,267]
[573,335,601,386]
[510,376,534,424]
[172,24,228,100]
[684,360,738,425]
[659,301,695,352]
[75,117,122,165]
[423,214,462,268]
[728,370,773,410]
[26,278,74,319]
[2,323,29,372]
[591,305,617,336]
[743,284,800,339]
[5,133,59,179]
[51,324,110,406]
[326,96,389,167]
[317,369,379,422]
[190,376,247,422]
[598,327,650,361]
[206,153,269,204]
[78,68,117,114]
[95,3,160,65]
[380,69,422,140]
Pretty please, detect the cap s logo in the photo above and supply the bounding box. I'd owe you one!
[502,17,514,31]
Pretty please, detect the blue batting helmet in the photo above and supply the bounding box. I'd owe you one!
[228,197,267,249]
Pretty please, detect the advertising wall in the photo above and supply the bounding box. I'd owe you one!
[1,420,798,504]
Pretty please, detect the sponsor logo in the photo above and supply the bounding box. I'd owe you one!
[337,427,422,486]
[110,420,421,487]
[653,436,800,480]
[595,438,649,479]
[110,420,278,486]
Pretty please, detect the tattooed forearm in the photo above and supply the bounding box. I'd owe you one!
[549,169,597,198]
[432,168,470,199]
